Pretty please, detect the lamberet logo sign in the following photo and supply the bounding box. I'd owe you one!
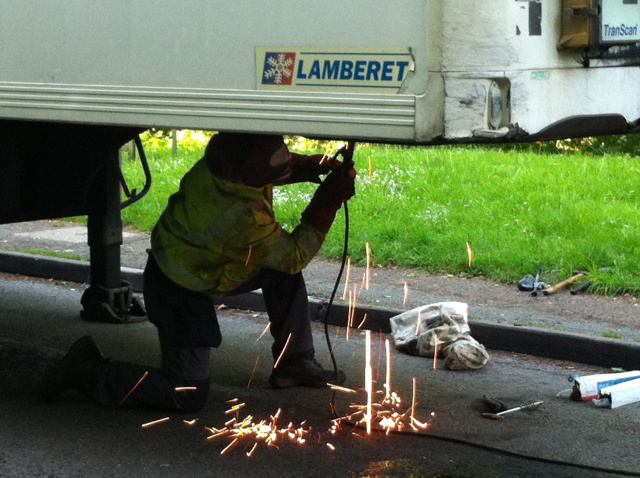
[257,47,414,93]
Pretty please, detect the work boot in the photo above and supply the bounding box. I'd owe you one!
[269,358,346,389]
[40,335,104,401]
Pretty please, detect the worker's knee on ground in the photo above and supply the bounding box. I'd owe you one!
[174,378,210,413]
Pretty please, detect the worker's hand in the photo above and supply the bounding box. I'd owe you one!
[320,164,357,204]
[278,153,341,185]
[299,165,356,233]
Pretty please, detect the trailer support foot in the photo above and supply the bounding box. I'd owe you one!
[80,149,146,323]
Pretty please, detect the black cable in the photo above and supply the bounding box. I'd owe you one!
[324,201,349,417]
[389,426,640,477]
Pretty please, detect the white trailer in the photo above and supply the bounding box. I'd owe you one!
[1,0,639,143]
[0,0,638,321]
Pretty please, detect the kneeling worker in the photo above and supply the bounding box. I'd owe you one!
[41,132,356,412]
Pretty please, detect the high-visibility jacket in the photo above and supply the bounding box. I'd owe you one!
[150,158,326,297]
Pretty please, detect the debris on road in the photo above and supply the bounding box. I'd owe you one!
[481,400,543,420]
[389,302,490,370]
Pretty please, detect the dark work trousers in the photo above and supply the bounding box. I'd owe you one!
[89,254,315,413]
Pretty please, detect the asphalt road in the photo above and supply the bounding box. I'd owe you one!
[1,273,640,478]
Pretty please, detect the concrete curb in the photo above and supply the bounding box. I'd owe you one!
[2,249,639,370]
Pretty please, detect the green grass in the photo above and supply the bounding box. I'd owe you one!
[119,138,640,297]
[601,331,624,339]
[3,247,86,262]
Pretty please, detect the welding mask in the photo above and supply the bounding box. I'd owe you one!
[205,132,289,187]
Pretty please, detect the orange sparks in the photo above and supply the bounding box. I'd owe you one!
[141,416,170,428]
[342,258,352,300]
[346,284,358,340]
[384,339,392,401]
[346,290,353,341]
[120,371,149,405]
[328,383,358,394]
[415,310,422,335]
[365,242,371,290]
[256,322,270,342]
[403,282,409,307]
[245,246,253,266]
[327,443,336,451]
[320,144,333,165]
[247,356,260,389]
[175,386,197,392]
[466,241,474,268]
[433,335,439,370]
[246,442,258,457]
[368,155,373,180]
[411,377,417,424]
[273,333,293,369]
[365,330,373,435]
[357,313,368,329]
[183,419,198,426]
[221,438,239,455]
[225,403,246,415]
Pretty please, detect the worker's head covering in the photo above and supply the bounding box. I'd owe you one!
[205,132,289,186]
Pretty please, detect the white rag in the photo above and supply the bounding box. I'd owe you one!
[389,302,490,370]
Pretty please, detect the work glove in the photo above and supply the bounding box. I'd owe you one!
[279,153,342,185]
[300,163,356,233]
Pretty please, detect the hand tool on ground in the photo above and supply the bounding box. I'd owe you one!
[482,400,543,420]
[530,268,548,296]
[543,272,586,296]
[570,280,593,295]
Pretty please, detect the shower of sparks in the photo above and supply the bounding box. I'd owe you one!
[365,242,371,290]
[120,371,149,405]
[256,322,271,342]
[403,282,409,307]
[141,417,170,428]
[206,407,312,457]
[273,333,293,369]
[342,258,352,300]
[247,356,260,389]
[245,246,253,266]
[357,313,368,329]
[329,374,434,437]
[147,327,438,457]
[466,241,474,268]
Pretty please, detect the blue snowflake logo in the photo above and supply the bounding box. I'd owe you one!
[262,52,296,85]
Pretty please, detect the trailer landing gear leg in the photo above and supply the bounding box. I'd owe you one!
[80,150,146,324]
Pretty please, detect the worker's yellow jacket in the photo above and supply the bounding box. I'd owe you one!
[150,158,326,297]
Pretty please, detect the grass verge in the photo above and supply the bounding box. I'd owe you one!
[114,140,640,297]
